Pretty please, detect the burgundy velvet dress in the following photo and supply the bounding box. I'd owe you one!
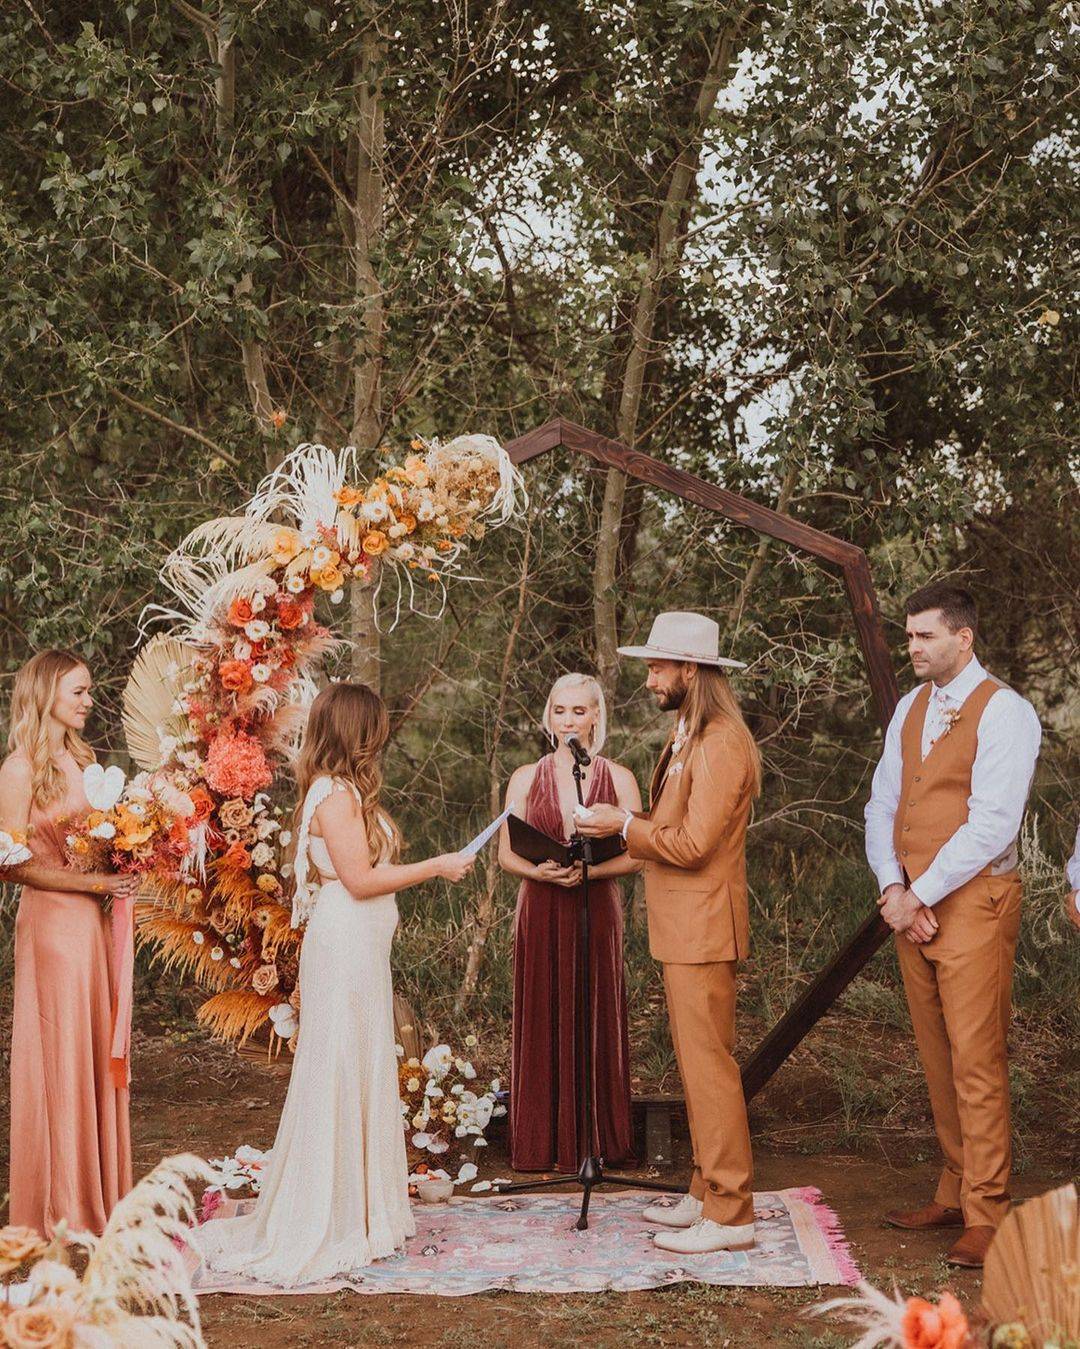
[510,753,634,1172]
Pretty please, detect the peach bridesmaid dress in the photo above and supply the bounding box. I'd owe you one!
[8,764,132,1235]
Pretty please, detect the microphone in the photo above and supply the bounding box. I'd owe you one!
[566,734,592,766]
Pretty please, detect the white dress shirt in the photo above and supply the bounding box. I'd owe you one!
[1067,821,1080,903]
[864,655,1042,906]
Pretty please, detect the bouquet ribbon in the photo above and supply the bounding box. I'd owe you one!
[109,891,135,1089]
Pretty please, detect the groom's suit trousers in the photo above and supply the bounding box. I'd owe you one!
[662,960,754,1227]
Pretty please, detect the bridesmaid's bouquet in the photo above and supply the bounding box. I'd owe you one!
[64,764,194,880]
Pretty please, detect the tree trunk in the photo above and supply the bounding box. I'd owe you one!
[593,15,752,698]
[349,25,386,688]
[455,523,533,1014]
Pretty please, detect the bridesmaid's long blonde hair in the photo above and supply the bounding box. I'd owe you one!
[6,649,95,808]
[293,682,401,862]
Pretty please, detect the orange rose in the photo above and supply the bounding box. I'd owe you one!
[256,873,282,894]
[334,486,364,507]
[902,1293,970,1349]
[228,596,254,627]
[221,841,252,870]
[252,964,279,996]
[3,1303,75,1348]
[276,598,307,630]
[217,799,254,830]
[362,531,389,557]
[188,787,214,823]
[218,660,253,693]
[397,512,417,534]
[271,529,301,565]
[312,566,345,591]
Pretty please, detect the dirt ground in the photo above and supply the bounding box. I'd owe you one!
[95,1030,1065,1349]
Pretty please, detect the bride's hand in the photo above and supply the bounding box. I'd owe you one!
[435,852,476,882]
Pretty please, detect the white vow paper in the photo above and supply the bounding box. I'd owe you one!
[462,806,513,857]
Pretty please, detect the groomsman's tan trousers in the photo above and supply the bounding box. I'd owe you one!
[896,870,1022,1229]
[663,961,754,1227]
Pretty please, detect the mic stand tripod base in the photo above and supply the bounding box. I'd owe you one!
[492,1160,685,1230]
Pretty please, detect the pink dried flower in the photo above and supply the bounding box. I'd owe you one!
[203,730,273,800]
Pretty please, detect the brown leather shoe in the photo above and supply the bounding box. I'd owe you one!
[884,1202,964,1231]
[946,1225,995,1268]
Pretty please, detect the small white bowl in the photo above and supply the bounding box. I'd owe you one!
[416,1176,454,1204]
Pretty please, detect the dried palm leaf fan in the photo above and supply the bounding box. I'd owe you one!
[122,634,200,769]
[982,1182,1080,1344]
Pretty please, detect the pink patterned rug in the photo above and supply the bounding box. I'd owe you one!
[185,1187,859,1296]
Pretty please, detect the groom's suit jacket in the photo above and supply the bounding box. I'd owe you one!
[625,716,753,964]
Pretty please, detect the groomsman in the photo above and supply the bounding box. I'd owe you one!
[864,581,1041,1269]
[1066,820,1080,932]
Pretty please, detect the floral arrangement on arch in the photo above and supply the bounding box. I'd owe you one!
[122,435,525,1050]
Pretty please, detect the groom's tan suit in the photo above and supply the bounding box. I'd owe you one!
[625,715,755,1228]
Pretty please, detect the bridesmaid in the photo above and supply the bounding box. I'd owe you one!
[498,673,642,1173]
[0,649,136,1235]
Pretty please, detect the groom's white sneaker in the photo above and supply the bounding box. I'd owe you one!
[642,1193,703,1228]
[652,1218,756,1254]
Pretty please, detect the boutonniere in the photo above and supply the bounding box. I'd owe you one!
[930,705,962,748]
[670,718,688,758]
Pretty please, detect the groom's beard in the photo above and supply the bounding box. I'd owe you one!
[656,687,686,712]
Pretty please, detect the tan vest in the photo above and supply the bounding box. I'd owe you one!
[893,677,1007,882]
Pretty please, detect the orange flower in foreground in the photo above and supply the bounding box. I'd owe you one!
[902,1292,970,1349]
[362,531,389,557]
[335,486,364,507]
[3,1302,75,1348]
[228,596,254,627]
[219,660,253,693]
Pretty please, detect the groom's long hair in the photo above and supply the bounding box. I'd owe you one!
[681,666,762,796]
[293,682,401,863]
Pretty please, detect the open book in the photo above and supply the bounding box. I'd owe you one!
[508,813,626,867]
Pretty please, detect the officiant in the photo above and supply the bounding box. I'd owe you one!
[497,673,642,1174]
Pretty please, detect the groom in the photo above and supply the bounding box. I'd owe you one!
[578,611,760,1254]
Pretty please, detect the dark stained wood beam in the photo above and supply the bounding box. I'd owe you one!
[502,415,903,1099]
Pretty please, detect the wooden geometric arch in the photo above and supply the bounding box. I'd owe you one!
[504,416,901,1101]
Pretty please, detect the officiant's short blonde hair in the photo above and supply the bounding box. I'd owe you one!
[542,673,607,755]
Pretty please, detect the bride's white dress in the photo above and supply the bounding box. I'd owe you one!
[187,775,415,1286]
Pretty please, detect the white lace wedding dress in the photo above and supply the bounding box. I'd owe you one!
[187,776,415,1286]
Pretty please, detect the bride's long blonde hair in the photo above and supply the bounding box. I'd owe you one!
[293,682,401,862]
[6,649,95,808]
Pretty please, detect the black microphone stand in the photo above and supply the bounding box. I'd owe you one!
[494,737,681,1230]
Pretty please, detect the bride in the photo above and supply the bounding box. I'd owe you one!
[187,681,475,1286]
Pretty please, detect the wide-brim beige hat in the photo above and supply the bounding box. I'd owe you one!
[617,611,747,670]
